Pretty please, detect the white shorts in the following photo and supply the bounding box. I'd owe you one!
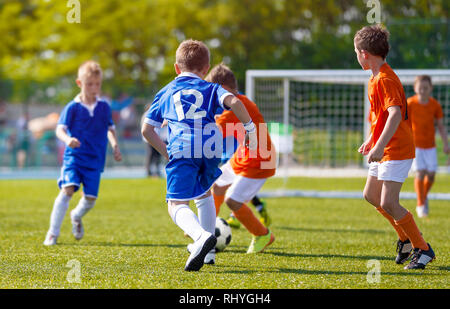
[412,147,438,173]
[368,159,413,183]
[215,162,266,203]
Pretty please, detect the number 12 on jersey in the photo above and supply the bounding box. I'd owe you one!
[173,89,207,121]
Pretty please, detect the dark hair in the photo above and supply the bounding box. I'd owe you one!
[354,24,390,60]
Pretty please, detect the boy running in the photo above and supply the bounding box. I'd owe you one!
[141,40,257,271]
[206,64,276,254]
[354,25,435,270]
[44,60,122,246]
[407,75,449,218]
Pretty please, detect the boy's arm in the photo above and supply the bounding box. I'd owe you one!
[223,96,257,150]
[107,128,122,161]
[56,125,81,148]
[141,122,169,160]
[436,118,449,154]
[367,105,402,163]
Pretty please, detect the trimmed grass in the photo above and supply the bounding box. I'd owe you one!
[0,176,449,289]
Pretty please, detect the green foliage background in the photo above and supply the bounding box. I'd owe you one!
[0,0,448,104]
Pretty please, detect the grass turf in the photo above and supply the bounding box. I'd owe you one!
[0,175,449,289]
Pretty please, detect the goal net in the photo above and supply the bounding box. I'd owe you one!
[245,69,450,178]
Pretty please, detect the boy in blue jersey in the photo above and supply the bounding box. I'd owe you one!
[142,39,257,271]
[44,61,122,246]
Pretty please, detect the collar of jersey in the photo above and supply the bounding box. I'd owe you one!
[74,94,101,117]
[176,72,202,80]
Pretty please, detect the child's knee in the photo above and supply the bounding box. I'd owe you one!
[62,186,75,197]
[363,190,379,207]
[225,197,242,212]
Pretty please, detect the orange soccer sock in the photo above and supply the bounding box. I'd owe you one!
[423,175,434,196]
[212,192,225,216]
[376,206,408,242]
[395,211,429,251]
[414,178,426,206]
[232,204,268,236]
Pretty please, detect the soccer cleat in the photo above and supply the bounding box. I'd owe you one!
[187,244,216,265]
[184,232,217,271]
[226,215,241,229]
[416,205,428,218]
[246,229,275,254]
[257,201,272,227]
[404,243,435,270]
[70,211,84,241]
[395,239,413,264]
[43,232,58,246]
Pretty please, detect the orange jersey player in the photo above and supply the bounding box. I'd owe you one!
[408,75,449,217]
[206,63,276,254]
[354,25,434,270]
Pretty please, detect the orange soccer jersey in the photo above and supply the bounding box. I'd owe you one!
[407,95,444,149]
[216,94,276,179]
[367,63,415,162]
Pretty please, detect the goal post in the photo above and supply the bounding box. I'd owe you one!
[245,69,450,177]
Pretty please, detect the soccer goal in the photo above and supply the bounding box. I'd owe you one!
[246,69,450,178]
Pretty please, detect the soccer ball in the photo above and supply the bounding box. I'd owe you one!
[215,217,232,252]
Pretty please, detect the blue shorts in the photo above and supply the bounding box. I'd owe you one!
[58,165,102,198]
[165,157,222,201]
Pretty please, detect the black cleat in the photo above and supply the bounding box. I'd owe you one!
[184,233,217,272]
[395,239,413,264]
[404,243,435,270]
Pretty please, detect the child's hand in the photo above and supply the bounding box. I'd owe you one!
[367,145,384,163]
[113,145,122,162]
[358,141,371,156]
[66,137,81,148]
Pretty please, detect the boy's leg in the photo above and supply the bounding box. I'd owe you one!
[251,195,271,226]
[381,180,429,251]
[70,168,101,240]
[211,183,230,216]
[194,192,215,235]
[363,175,408,242]
[168,200,216,271]
[44,186,75,245]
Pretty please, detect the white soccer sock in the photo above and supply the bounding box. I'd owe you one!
[49,191,72,236]
[170,204,204,241]
[71,196,96,221]
[195,195,216,235]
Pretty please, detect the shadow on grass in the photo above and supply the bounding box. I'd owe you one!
[277,226,389,235]
[59,242,187,249]
[267,250,393,261]
[275,268,426,276]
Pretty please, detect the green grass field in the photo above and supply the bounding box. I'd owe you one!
[0,176,449,289]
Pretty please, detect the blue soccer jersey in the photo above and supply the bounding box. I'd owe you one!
[58,95,115,172]
[144,72,234,200]
[145,72,233,159]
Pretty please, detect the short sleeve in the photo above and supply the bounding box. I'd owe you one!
[378,78,404,111]
[145,96,163,127]
[435,100,444,119]
[58,103,73,129]
[216,85,234,111]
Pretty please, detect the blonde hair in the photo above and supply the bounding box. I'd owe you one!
[78,60,102,80]
[414,75,432,87]
[175,39,210,72]
[205,63,238,91]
